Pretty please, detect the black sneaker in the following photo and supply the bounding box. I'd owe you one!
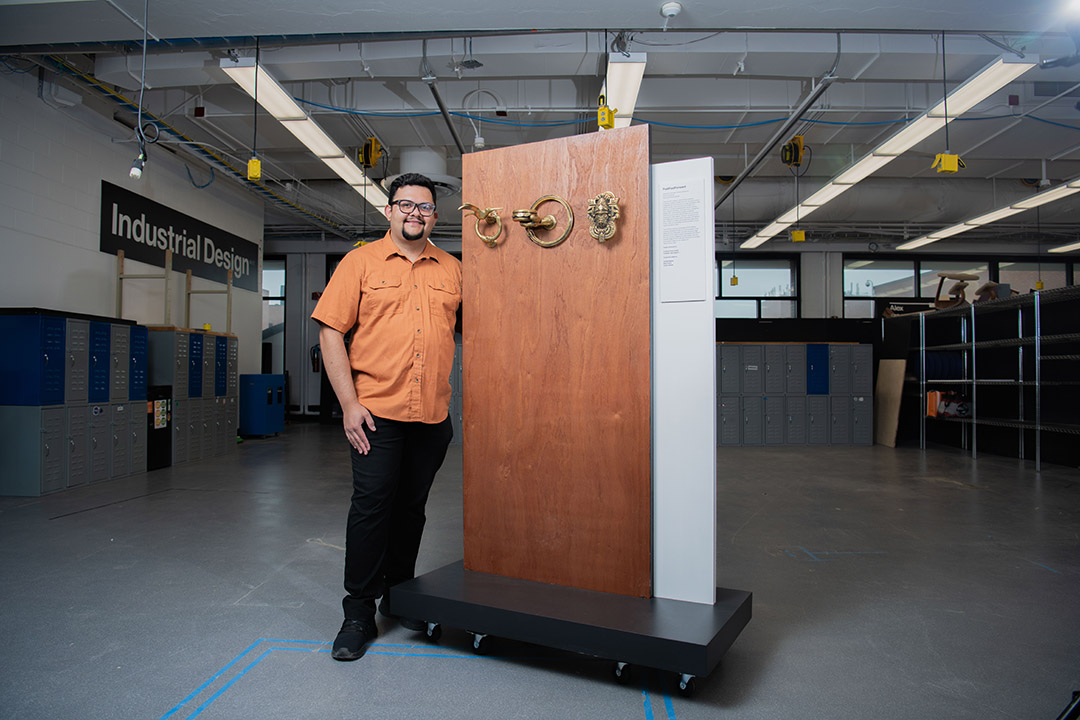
[331,618,377,661]
[378,597,427,632]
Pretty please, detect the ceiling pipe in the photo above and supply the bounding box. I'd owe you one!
[715,34,841,210]
[426,80,467,156]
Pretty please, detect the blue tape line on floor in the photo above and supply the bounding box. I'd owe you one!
[158,638,668,720]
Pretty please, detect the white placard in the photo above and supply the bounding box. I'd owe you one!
[658,179,709,303]
[651,157,717,605]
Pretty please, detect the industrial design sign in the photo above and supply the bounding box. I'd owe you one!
[99,180,258,292]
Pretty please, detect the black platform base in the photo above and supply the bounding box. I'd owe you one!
[389,561,752,680]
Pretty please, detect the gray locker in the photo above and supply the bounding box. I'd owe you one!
[110,324,130,402]
[829,345,852,395]
[852,395,873,446]
[66,406,88,487]
[0,407,65,495]
[218,396,237,453]
[130,405,147,474]
[785,344,806,395]
[209,398,224,455]
[41,407,66,493]
[188,399,204,461]
[149,330,190,400]
[852,345,873,395]
[741,345,763,395]
[202,335,216,399]
[763,396,785,445]
[742,396,763,446]
[88,404,110,482]
[764,346,786,395]
[110,403,130,478]
[807,396,829,445]
[784,396,807,445]
[66,320,88,403]
[719,345,740,395]
[172,398,189,464]
[226,337,239,397]
[718,396,741,446]
[830,396,852,445]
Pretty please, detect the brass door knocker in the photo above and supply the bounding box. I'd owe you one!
[512,195,574,248]
[587,191,620,243]
[459,203,503,248]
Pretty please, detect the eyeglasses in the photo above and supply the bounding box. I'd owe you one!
[391,199,436,217]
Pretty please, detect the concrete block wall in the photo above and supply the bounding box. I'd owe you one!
[0,69,265,375]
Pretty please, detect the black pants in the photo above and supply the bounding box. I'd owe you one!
[342,414,453,621]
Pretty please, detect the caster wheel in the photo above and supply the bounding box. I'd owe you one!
[678,674,697,697]
[425,622,442,642]
[613,662,632,685]
[471,632,490,655]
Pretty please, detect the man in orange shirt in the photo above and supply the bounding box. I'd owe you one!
[311,173,461,661]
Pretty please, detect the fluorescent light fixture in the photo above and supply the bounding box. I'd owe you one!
[872,115,944,156]
[280,118,344,158]
[834,155,896,185]
[1048,240,1080,253]
[604,53,647,129]
[926,57,1035,118]
[747,54,1036,249]
[896,236,939,251]
[965,207,1025,226]
[802,182,853,207]
[741,221,792,248]
[220,57,306,120]
[353,182,389,207]
[1011,184,1080,208]
[777,204,822,224]
[222,56,386,212]
[322,156,370,186]
[899,175,1080,250]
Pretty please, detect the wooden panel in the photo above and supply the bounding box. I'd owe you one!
[462,125,651,597]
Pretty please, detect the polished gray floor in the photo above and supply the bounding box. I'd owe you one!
[1,424,1078,720]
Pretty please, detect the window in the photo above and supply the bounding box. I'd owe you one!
[843,259,914,297]
[715,256,798,318]
[262,257,285,374]
[919,260,990,299]
[998,261,1068,294]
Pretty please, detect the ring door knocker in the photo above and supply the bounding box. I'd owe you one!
[512,195,574,248]
[459,203,503,248]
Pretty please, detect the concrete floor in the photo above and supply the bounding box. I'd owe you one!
[1,423,1078,719]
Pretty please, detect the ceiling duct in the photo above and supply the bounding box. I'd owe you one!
[384,146,462,197]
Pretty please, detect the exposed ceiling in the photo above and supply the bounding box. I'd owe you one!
[3,0,1080,251]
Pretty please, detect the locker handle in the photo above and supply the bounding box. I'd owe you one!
[44,442,50,456]
[44,352,50,365]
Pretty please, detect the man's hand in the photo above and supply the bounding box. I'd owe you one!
[344,402,377,454]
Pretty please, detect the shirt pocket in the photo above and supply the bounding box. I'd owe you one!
[359,276,405,320]
[427,279,461,328]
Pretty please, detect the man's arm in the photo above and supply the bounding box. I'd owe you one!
[318,322,376,454]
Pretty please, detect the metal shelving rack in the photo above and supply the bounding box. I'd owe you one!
[915,285,1080,471]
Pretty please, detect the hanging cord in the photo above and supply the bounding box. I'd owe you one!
[134,0,149,160]
[942,32,950,153]
[252,38,259,158]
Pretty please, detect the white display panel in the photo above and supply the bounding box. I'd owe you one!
[650,157,717,604]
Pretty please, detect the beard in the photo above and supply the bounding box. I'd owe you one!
[401,221,426,242]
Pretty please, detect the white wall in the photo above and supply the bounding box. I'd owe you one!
[0,70,265,373]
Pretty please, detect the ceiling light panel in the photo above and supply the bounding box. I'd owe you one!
[280,118,344,158]
[321,156,370,186]
[220,58,306,120]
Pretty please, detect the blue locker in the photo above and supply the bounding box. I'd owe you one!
[215,336,228,397]
[129,326,148,402]
[188,333,203,398]
[239,374,285,436]
[88,321,111,403]
[0,314,66,405]
[806,343,830,396]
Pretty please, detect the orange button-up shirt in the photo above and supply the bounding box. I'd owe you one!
[311,233,462,424]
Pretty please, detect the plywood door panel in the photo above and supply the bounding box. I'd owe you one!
[462,125,651,597]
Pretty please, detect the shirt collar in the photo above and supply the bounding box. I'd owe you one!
[376,231,439,262]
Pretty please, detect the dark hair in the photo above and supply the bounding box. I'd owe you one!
[387,173,437,205]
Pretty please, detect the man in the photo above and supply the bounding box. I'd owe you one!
[311,173,461,661]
